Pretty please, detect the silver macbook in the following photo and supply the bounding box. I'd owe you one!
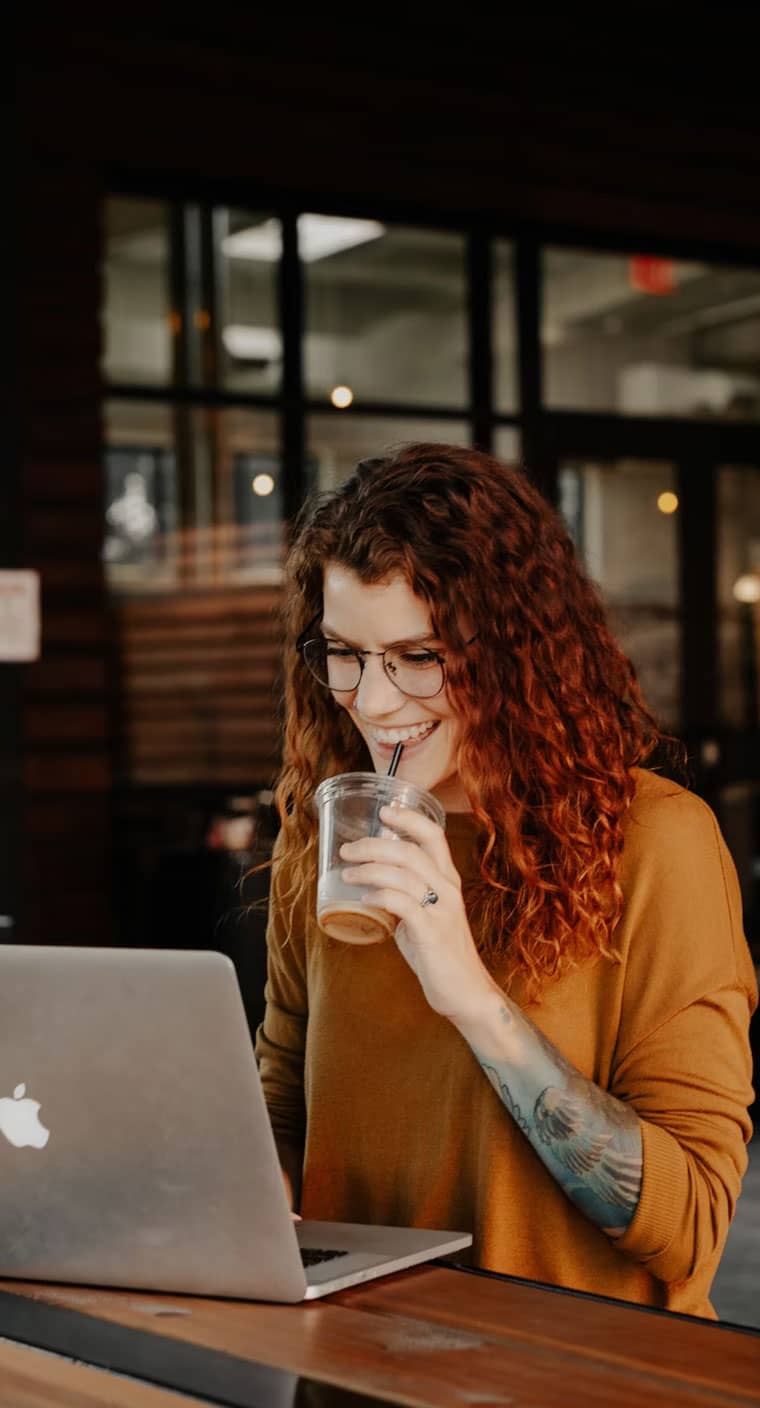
[0,945,471,1300]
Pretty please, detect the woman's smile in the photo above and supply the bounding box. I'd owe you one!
[363,718,440,749]
[322,563,470,811]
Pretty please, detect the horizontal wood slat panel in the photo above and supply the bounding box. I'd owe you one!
[25,706,110,742]
[123,621,279,648]
[25,657,109,693]
[34,563,105,591]
[38,612,110,647]
[26,798,114,841]
[126,748,278,770]
[114,588,284,786]
[124,715,275,742]
[25,509,107,550]
[21,891,112,943]
[121,650,279,676]
[123,667,277,695]
[122,592,282,622]
[17,369,102,404]
[24,840,111,882]
[21,419,103,457]
[23,461,106,499]
[125,765,276,786]
[124,696,280,723]
[122,636,280,664]
[24,754,112,791]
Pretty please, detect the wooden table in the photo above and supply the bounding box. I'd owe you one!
[1,1266,758,1408]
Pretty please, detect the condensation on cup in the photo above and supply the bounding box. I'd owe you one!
[313,773,446,944]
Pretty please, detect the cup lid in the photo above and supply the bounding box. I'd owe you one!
[313,771,446,829]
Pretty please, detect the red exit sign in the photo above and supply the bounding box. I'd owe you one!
[629,255,676,295]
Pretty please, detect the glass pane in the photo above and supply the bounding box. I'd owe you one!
[303,217,468,408]
[493,425,521,466]
[104,400,178,588]
[187,408,283,585]
[307,415,471,494]
[718,465,760,728]
[104,404,282,591]
[182,204,204,386]
[559,459,680,726]
[544,249,760,420]
[494,240,518,412]
[718,781,760,965]
[108,407,282,790]
[216,209,281,394]
[102,198,172,385]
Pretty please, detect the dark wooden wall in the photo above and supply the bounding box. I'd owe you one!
[17,160,114,942]
[13,17,760,944]
[18,18,760,247]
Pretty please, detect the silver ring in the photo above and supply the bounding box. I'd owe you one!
[420,888,439,908]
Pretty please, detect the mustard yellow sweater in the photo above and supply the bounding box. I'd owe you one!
[256,769,757,1317]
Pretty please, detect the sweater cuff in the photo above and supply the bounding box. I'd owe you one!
[614,1116,688,1273]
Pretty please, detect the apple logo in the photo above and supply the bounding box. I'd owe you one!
[0,1083,50,1149]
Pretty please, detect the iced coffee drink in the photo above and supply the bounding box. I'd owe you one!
[314,773,446,944]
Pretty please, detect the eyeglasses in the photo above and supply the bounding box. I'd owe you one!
[296,614,474,700]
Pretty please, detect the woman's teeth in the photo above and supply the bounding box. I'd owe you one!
[369,721,438,745]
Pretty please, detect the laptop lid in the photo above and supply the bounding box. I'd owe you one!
[0,946,308,1300]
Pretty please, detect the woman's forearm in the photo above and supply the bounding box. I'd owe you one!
[454,982,642,1237]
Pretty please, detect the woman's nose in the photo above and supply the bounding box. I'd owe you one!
[353,654,405,716]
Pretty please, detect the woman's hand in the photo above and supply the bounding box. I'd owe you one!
[281,1165,302,1221]
[340,805,496,1025]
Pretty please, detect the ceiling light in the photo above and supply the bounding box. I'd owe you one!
[222,214,385,263]
[252,474,275,497]
[330,385,354,409]
[222,326,282,360]
[222,220,281,261]
[298,215,385,262]
[657,491,679,515]
[733,573,760,604]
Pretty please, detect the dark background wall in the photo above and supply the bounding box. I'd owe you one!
[12,15,760,946]
[18,17,760,245]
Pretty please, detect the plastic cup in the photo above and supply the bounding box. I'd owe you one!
[314,772,446,944]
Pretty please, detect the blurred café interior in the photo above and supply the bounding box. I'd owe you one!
[10,25,760,1079]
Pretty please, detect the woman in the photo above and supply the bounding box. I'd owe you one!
[255,443,756,1318]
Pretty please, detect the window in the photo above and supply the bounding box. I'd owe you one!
[307,414,471,495]
[718,465,760,728]
[493,240,518,414]
[102,195,759,767]
[102,199,172,385]
[102,198,512,787]
[543,248,760,420]
[559,459,681,726]
[216,210,281,395]
[104,401,177,587]
[303,218,469,409]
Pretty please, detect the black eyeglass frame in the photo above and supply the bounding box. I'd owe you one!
[295,613,477,699]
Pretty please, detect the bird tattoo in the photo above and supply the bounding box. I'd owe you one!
[533,1081,642,1209]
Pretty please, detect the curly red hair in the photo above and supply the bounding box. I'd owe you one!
[272,444,668,994]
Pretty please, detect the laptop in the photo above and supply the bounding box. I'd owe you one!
[0,946,471,1300]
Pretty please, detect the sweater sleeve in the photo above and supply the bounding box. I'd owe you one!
[610,784,757,1288]
[254,832,309,1151]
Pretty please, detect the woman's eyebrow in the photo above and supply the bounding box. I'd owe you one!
[320,623,438,648]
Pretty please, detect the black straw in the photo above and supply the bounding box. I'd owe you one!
[369,743,404,837]
[387,742,404,777]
